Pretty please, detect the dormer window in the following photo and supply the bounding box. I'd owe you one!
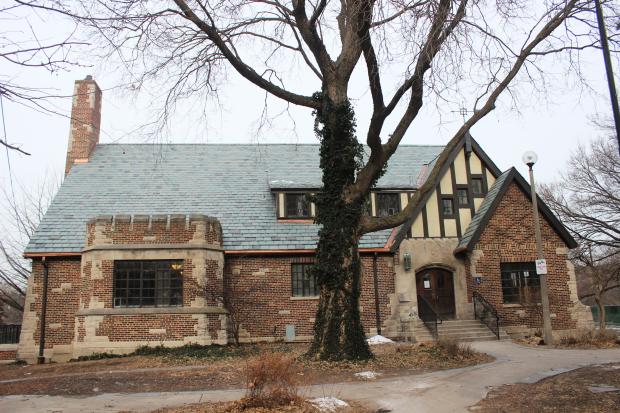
[376,193,400,217]
[285,193,311,218]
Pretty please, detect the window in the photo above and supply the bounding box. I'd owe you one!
[292,263,318,297]
[501,262,540,304]
[472,177,485,196]
[376,193,400,217]
[441,197,454,217]
[114,260,183,307]
[457,188,469,207]
[285,193,310,218]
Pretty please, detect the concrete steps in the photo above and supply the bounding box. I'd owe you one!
[414,318,510,343]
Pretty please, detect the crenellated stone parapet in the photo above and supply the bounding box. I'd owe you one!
[85,214,222,249]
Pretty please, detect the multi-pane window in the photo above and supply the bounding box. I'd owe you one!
[376,193,400,217]
[291,263,318,297]
[500,262,540,304]
[285,193,311,218]
[457,188,469,206]
[472,177,485,196]
[114,260,183,307]
[441,197,454,217]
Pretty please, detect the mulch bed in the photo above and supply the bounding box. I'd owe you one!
[145,399,372,413]
[0,342,492,396]
[471,363,620,412]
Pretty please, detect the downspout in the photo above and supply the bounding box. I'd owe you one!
[37,257,49,364]
[372,252,382,335]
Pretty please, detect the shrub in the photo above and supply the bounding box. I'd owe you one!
[437,337,473,358]
[70,352,124,362]
[241,352,303,409]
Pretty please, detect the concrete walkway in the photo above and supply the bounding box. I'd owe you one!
[1,341,620,413]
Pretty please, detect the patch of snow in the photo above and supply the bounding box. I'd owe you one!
[366,335,394,345]
[308,397,349,412]
[354,371,382,380]
[588,385,619,393]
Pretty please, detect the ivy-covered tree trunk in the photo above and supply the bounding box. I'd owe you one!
[307,94,373,361]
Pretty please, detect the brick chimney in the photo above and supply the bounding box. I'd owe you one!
[65,75,102,175]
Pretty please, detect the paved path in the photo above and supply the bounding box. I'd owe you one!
[1,341,620,413]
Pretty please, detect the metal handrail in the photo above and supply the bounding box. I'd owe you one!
[417,294,440,339]
[472,291,500,340]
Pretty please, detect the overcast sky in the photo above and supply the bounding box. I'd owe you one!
[1,4,618,227]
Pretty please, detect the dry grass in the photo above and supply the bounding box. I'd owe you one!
[471,362,620,412]
[558,329,620,349]
[0,342,492,396]
[241,353,303,409]
[436,337,474,358]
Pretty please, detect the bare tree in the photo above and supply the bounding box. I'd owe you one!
[55,0,619,359]
[542,136,620,330]
[0,176,58,317]
[571,243,620,331]
[0,1,88,154]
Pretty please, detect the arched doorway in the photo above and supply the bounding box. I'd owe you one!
[416,267,456,319]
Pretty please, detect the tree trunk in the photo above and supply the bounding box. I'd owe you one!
[595,294,606,332]
[307,93,373,361]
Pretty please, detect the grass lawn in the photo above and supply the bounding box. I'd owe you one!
[471,363,620,412]
[0,341,492,396]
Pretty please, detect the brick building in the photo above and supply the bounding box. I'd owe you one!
[16,77,592,362]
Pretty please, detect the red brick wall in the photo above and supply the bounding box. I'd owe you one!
[30,258,82,348]
[466,182,577,330]
[224,253,395,339]
[65,77,101,175]
[86,214,222,247]
[0,350,17,361]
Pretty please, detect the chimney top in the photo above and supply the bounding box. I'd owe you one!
[65,77,102,175]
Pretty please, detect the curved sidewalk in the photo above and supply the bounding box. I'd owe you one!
[1,341,619,413]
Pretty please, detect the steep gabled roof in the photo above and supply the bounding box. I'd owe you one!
[390,133,503,251]
[25,143,444,255]
[454,167,577,254]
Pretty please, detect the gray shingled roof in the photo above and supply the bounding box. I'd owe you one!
[26,143,444,254]
[456,168,513,252]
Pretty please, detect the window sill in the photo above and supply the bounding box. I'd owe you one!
[503,303,542,308]
[290,296,319,301]
[76,306,228,316]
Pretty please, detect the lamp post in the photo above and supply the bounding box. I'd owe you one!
[522,151,554,345]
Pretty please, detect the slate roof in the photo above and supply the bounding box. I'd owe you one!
[25,143,444,254]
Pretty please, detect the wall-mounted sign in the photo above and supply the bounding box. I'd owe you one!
[474,276,482,285]
[535,259,548,275]
[423,279,431,289]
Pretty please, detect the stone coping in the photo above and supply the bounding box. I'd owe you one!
[0,344,18,351]
[76,307,228,316]
[82,243,224,253]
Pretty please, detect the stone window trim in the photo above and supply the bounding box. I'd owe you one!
[113,260,183,308]
[76,307,228,316]
[500,261,541,305]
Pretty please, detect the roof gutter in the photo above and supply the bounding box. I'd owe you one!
[24,247,393,257]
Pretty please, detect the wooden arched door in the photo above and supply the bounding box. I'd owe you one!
[416,268,455,319]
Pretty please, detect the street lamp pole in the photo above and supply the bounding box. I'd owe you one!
[523,151,554,345]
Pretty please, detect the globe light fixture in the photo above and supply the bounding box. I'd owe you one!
[522,150,538,167]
